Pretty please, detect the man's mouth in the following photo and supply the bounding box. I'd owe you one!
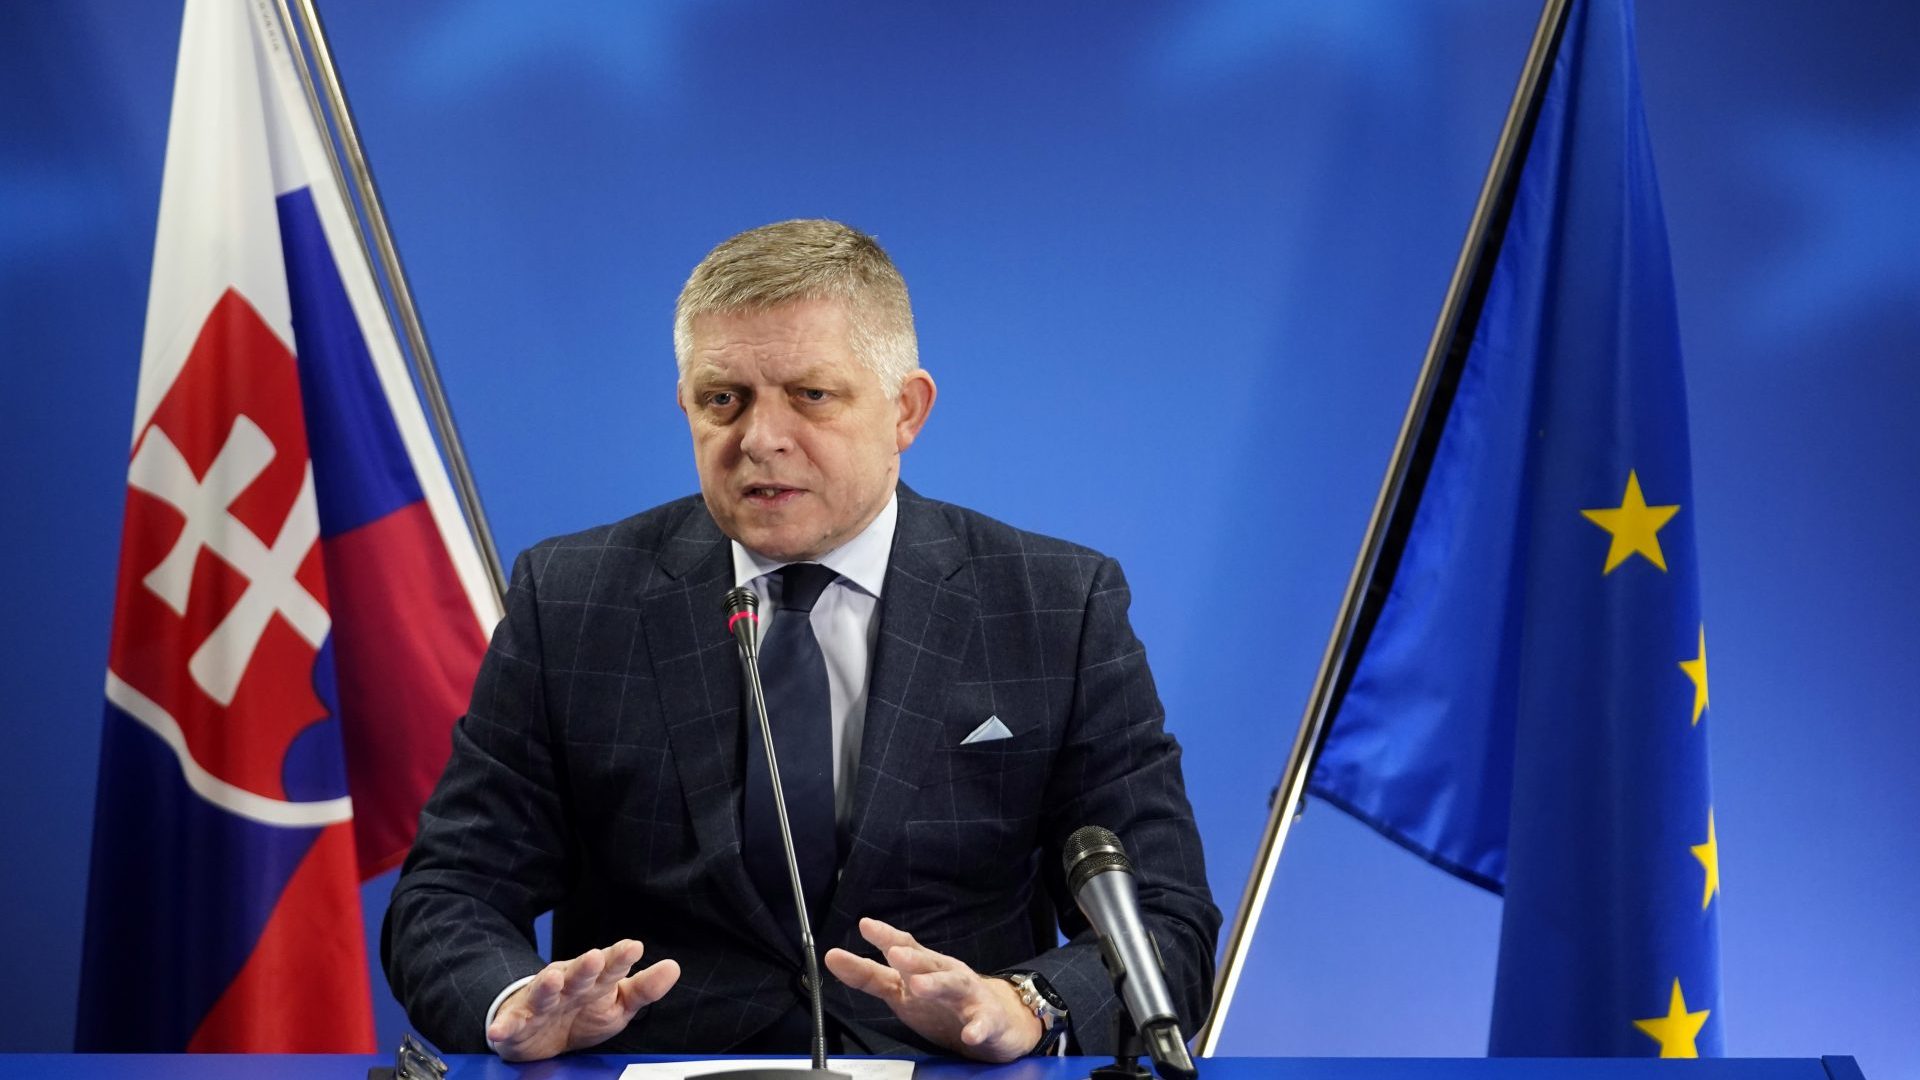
[742,484,803,505]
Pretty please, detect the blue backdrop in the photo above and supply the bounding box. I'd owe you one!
[3,2,1916,1075]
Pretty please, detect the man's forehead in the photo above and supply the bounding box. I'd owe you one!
[682,355,860,386]
[684,301,865,382]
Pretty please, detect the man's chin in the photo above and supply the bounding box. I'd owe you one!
[727,521,827,564]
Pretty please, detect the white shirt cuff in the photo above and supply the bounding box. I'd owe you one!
[483,974,539,1054]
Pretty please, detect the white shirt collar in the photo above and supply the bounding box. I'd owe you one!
[730,490,897,599]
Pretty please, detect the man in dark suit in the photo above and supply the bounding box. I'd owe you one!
[383,220,1219,1063]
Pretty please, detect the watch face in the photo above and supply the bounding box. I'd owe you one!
[998,972,1069,1055]
[1006,971,1067,1014]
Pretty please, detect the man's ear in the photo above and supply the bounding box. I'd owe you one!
[675,380,690,418]
[893,370,937,452]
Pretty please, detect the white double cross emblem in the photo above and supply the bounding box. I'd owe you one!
[127,415,331,707]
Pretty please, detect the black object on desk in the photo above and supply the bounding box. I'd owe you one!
[369,1032,449,1080]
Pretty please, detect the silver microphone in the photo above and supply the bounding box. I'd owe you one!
[1064,826,1197,1080]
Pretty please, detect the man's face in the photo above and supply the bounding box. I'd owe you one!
[678,298,935,562]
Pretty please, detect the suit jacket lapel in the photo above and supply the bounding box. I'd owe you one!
[828,489,977,935]
[637,502,795,960]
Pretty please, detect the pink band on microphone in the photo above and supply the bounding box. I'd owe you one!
[728,611,759,634]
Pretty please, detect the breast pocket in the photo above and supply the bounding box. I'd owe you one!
[925,734,1051,786]
[904,727,1052,888]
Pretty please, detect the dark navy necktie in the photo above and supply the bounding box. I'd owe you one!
[744,562,839,940]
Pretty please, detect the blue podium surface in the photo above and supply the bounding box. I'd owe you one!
[0,1057,1868,1080]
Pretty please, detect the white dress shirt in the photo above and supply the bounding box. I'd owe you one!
[486,493,898,1047]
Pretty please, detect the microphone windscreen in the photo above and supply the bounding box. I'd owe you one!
[1063,825,1131,892]
[724,586,759,619]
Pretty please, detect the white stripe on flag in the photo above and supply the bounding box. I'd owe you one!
[132,0,299,445]
[104,670,353,828]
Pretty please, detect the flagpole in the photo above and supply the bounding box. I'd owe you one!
[271,0,385,359]
[273,0,508,607]
[1193,0,1574,1055]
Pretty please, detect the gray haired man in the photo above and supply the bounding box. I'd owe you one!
[383,219,1219,1062]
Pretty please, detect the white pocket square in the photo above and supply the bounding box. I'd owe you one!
[961,715,1013,745]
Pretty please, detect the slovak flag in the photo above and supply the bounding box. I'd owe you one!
[77,0,500,1052]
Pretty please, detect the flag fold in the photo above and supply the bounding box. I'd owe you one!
[1308,0,1723,1057]
[79,0,500,1052]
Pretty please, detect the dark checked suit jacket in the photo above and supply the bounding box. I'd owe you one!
[383,485,1219,1055]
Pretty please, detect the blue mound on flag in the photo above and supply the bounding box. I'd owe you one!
[78,705,327,1052]
[1307,0,1722,1057]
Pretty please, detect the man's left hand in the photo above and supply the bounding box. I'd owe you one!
[824,917,1043,1062]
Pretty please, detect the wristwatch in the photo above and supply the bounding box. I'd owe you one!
[995,970,1069,1054]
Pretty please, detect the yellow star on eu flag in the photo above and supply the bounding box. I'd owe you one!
[1581,470,1681,574]
[1633,978,1711,1057]
[1692,809,1720,911]
[1680,624,1709,725]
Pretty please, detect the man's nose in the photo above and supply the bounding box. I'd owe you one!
[737,398,797,462]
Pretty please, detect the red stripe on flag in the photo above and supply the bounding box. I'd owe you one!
[185,821,375,1052]
[324,500,489,877]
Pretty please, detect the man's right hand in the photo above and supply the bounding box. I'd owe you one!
[486,940,681,1062]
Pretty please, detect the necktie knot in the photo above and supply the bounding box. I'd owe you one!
[777,563,837,613]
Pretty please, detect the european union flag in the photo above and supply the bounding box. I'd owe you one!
[1306,0,1722,1057]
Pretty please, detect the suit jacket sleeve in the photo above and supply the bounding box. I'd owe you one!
[382,548,572,1051]
[1018,556,1220,1052]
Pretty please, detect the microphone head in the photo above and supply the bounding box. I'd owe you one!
[1063,825,1131,892]
[724,586,759,618]
[723,587,760,646]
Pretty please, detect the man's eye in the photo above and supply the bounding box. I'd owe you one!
[707,391,736,408]
[799,389,829,402]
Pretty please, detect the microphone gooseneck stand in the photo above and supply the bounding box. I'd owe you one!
[691,587,848,1080]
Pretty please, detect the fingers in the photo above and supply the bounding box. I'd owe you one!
[489,969,555,1056]
[521,960,570,1015]
[562,947,608,995]
[488,940,653,1057]
[834,935,974,1012]
[602,938,647,976]
[616,958,681,1012]
[836,919,1037,1062]
[525,940,622,1011]
[857,916,916,952]
[824,947,902,998]
[859,915,961,980]
[592,940,646,998]
[903,965,975,1004]
[886,942,959,977]
[842,920,970,998]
